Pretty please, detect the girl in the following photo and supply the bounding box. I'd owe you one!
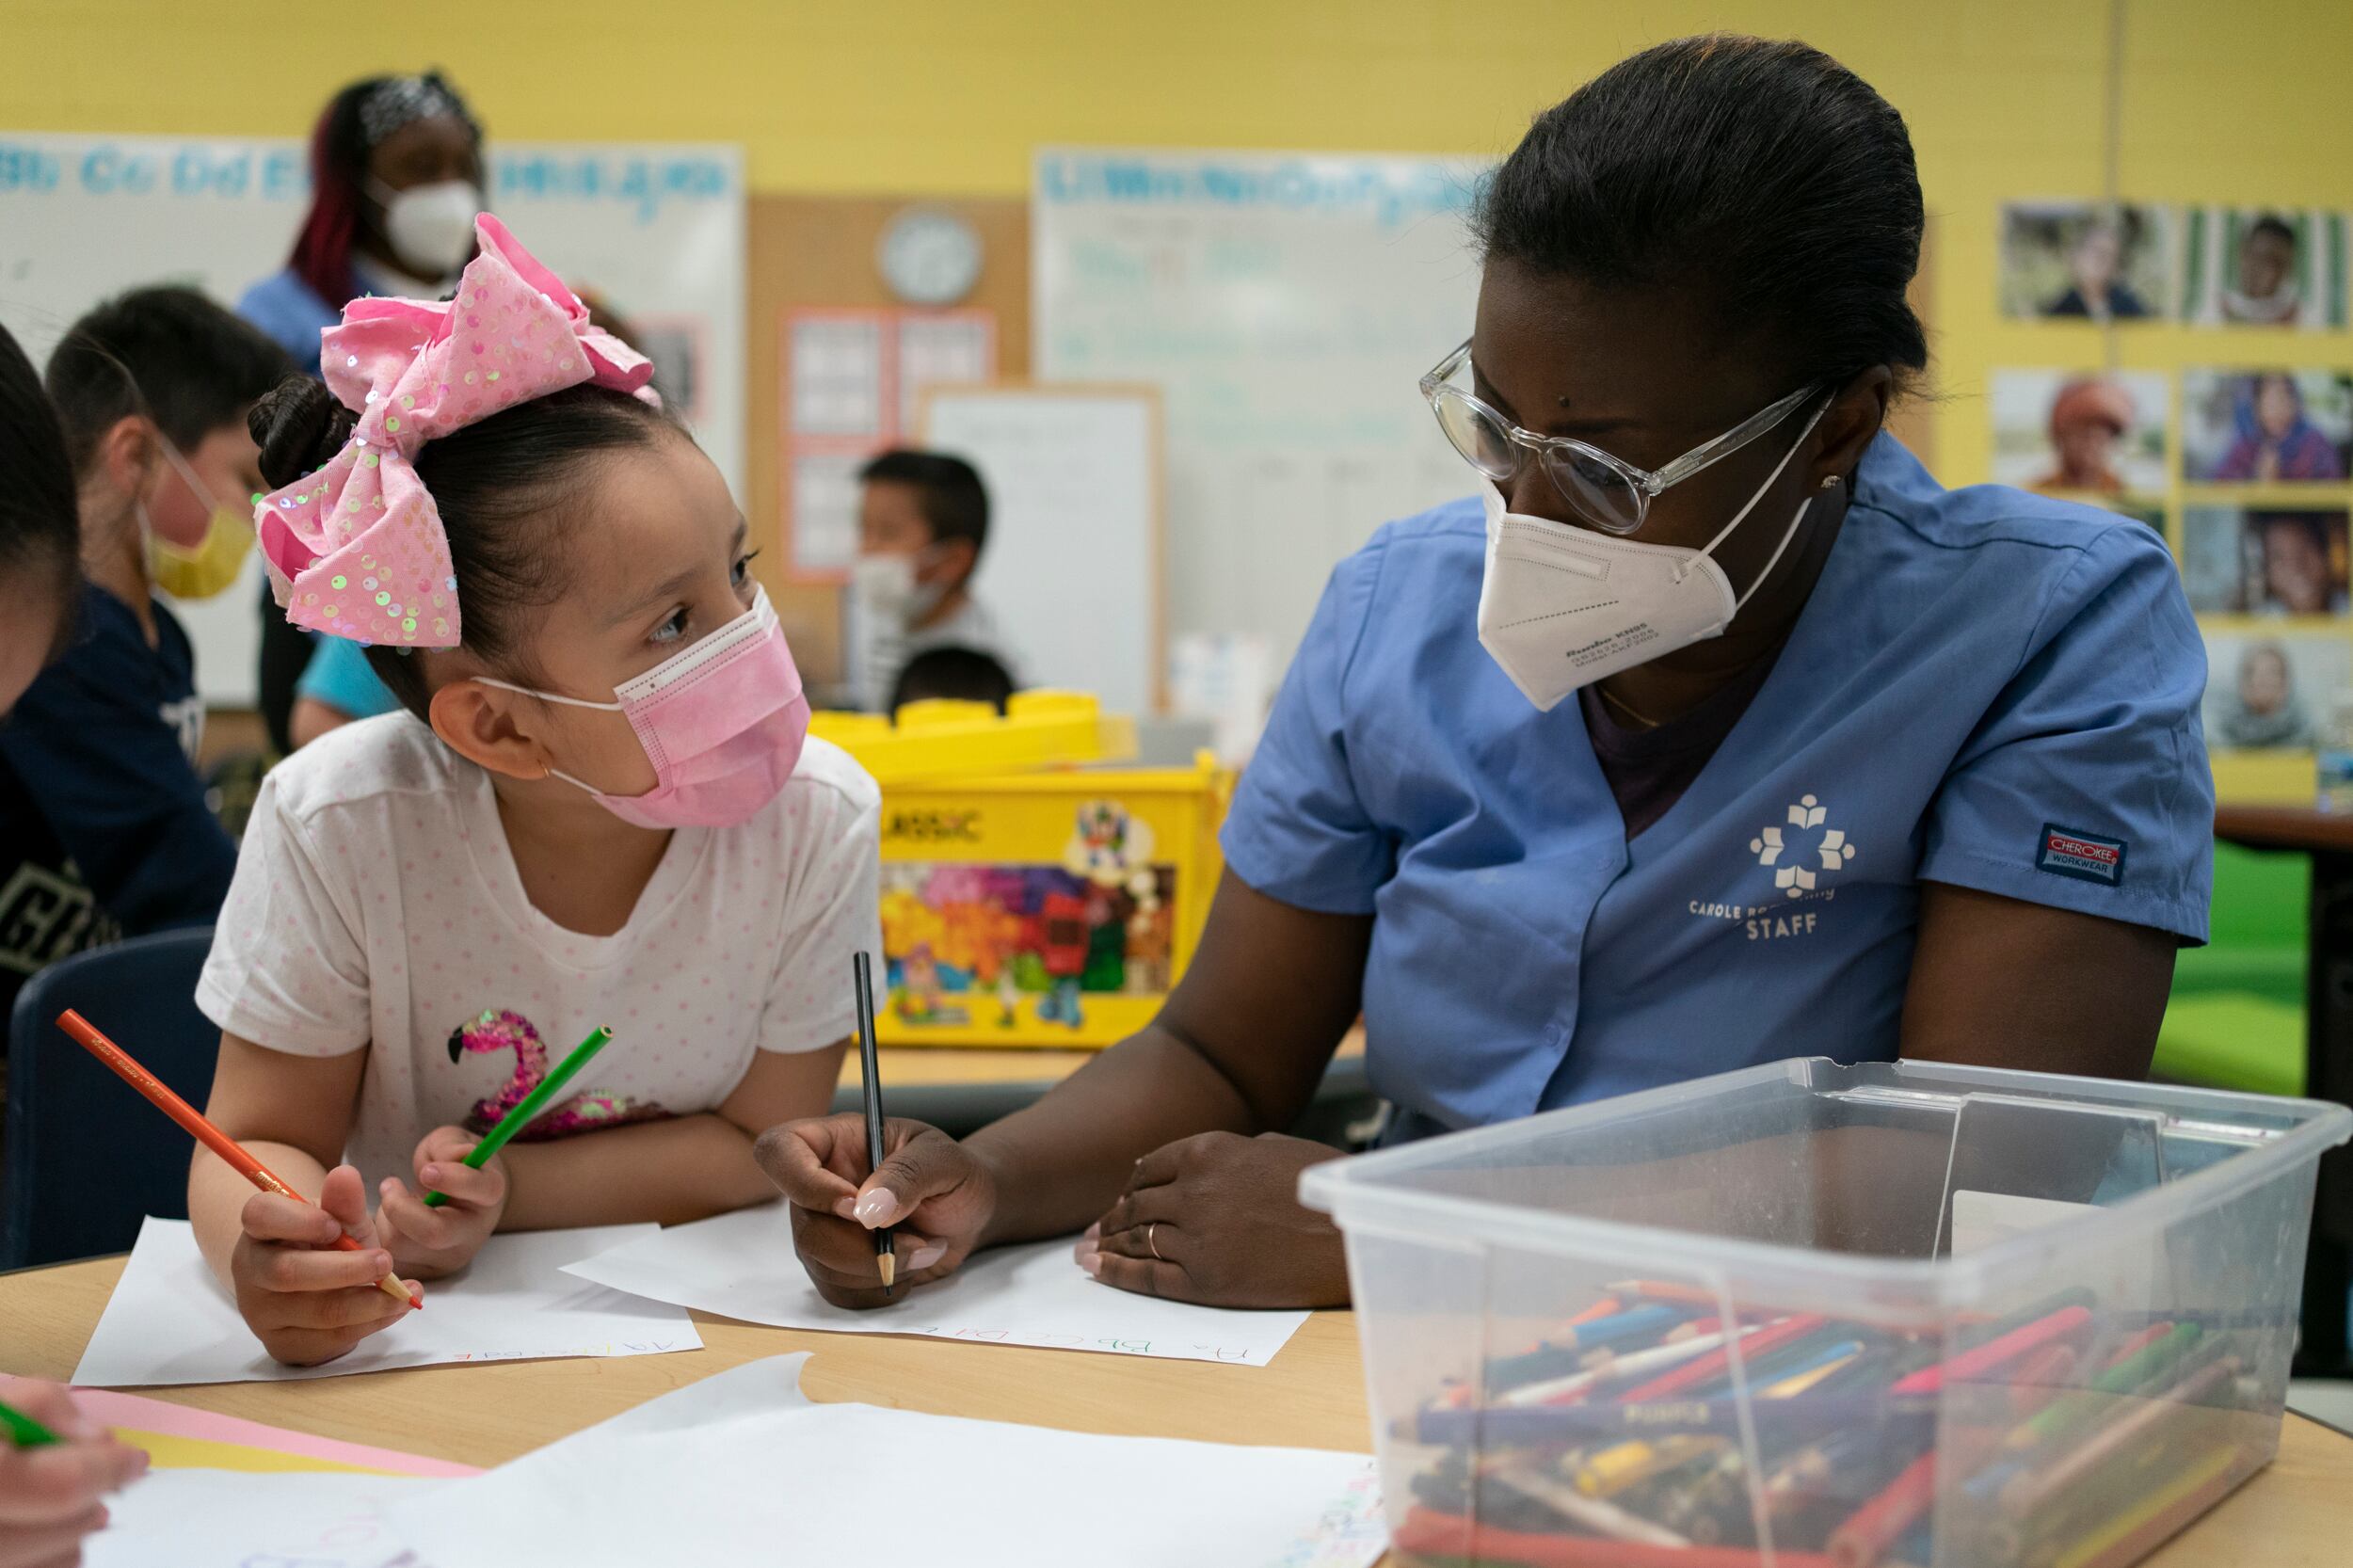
[241,71,487,754]
[0,328,152,1568]
[192,216,879,1366]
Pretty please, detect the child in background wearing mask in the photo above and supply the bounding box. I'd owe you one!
[847,448,1017,712]
[193,217,880,1367]
[0,326,154,1568]
[0,290,287,1024]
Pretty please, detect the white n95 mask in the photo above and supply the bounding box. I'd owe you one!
[1476,402,1827,712]
[371,178,483,279]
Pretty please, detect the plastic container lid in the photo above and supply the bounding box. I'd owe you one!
[808,691,1139,784]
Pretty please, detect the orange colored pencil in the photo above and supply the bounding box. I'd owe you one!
[56,1010,419,1311]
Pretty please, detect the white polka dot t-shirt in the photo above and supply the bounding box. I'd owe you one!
[198,714,881,1187]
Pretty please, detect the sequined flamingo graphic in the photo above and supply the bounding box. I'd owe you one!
[447,1009,668,1139]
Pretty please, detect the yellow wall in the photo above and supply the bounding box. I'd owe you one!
[14,0,2352,791]
[14,1,2350,461]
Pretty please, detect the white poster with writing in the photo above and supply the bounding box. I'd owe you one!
[0,133,744,705]
[1034,149,1485,673]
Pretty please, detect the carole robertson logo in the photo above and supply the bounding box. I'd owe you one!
[1688,795,1858,942]
[1750,795,1856,898]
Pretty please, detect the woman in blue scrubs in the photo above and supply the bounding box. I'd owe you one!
[759,36,2213,1309]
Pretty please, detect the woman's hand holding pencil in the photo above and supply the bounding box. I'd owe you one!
[755,1113,994,1309]
[375,1125,511,1279]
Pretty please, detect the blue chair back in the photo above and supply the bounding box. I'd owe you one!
[3,928,218,1270]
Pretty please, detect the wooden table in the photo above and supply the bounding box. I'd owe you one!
[3,1256,2347,1565]
[2212,805,2353,1373]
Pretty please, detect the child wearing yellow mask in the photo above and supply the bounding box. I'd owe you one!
[0,287,287,1022]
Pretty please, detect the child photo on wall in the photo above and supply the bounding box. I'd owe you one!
[2184,369,2353,483]
[1989,369,2169,496]
[2203,631,2346,751]
[2182,506,2351,616]
[2000,200,2171,321]
[2181,207,2350,329]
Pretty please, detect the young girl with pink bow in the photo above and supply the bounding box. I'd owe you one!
[187,216,880,1367]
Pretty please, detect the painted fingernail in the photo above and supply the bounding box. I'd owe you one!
[909,1241,947,1270]
[853,1190,897,1227]
[832,1196,858,1220]
[1083,1221,1100,1242]
[1078,1247,1102,1278]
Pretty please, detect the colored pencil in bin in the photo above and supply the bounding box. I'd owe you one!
[424,1024,614,1207]
[1484,1304,1686,1387]
[2004,1322,2202,1452]
[1617,1313,1826,1401]
[1996,1356,2245,1517]
[1411,1393,1939,1448]
[1888,1304,2091,1396]
[56,1009,418,1311]
[0,1400,59,1448]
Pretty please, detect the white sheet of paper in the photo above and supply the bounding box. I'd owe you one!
[73,1217,703,1386]
[560,1201,1311,1366]
[387,1354,1383,1568]
[87,1468,435,1568]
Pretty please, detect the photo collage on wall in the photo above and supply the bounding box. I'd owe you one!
[1994,200,2353,758]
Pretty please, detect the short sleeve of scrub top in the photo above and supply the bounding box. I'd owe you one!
[1221,545,1395,914]
[1915,520,2210,934]
[295,634,401,722]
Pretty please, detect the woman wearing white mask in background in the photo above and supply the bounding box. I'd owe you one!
[759,35,2215,1314]
[239,72,487,756]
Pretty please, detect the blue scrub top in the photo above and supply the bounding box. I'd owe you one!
[235,267,340,375]
[1222,435,2212,1137]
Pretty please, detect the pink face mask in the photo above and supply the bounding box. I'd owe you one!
[482,587,809,829]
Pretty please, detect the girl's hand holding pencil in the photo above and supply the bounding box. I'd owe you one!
[376,1125,512,1279]
[0,1376,147,1568]
[231,1164,422,1368]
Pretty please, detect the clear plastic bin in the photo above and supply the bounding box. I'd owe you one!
[1300,1058,2352,1568]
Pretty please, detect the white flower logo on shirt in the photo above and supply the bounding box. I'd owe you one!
[1749,795,1858,899]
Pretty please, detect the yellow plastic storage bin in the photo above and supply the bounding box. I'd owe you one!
[811,695,1234,1049]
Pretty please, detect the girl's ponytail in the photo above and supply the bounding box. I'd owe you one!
[251,376,359,490]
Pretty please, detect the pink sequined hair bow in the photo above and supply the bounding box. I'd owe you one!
[255,214,657,649]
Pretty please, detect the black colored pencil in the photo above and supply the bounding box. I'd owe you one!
[853,951,895,1286]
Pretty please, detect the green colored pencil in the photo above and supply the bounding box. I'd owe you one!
[0,1398,60,1448]
[424,1025,614,1208]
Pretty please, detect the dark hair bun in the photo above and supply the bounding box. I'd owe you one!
[250,376,357,489]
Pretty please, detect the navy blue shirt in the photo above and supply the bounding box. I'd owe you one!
[1222,435,2213,1138]
[0,585,234,1016]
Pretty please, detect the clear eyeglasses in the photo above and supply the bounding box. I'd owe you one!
[1418,340,1822,535]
